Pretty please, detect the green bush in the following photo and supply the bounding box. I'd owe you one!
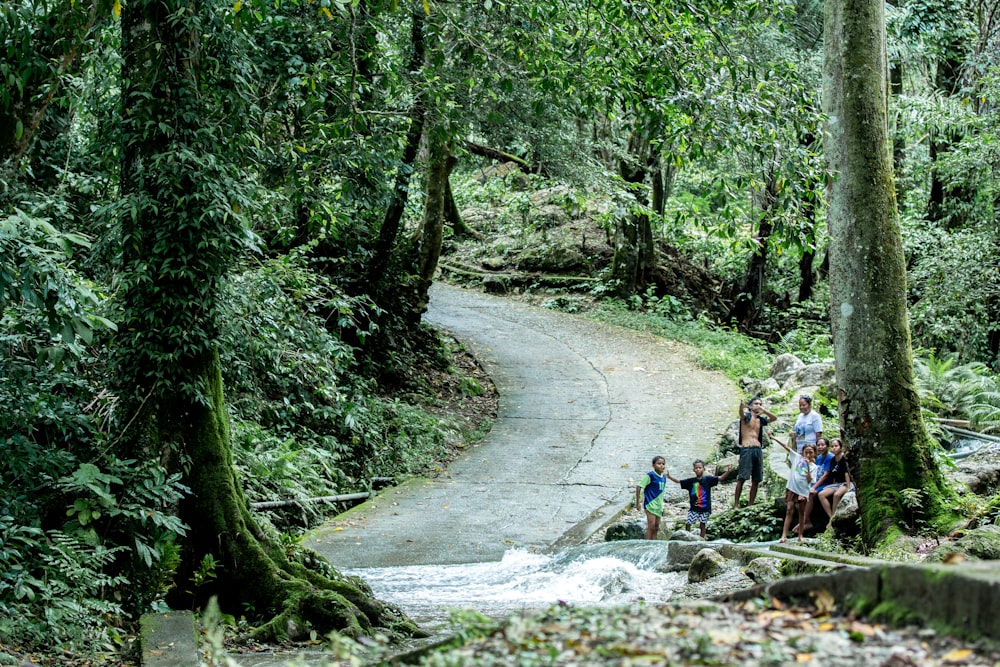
[707,502,784,542]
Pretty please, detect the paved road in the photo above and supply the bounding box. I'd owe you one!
[304,283,738,568]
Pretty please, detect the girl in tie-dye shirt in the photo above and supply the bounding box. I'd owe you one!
[772,435,818,543]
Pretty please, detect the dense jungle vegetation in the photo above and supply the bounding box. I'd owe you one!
[2,0,1000,661]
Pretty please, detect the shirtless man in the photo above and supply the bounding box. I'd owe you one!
[734,396,777,508]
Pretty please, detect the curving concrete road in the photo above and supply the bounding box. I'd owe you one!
[304,283,738,568]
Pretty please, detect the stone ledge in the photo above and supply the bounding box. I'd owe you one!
[717,561,1000,639]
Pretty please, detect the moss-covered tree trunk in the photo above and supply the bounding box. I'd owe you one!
[823,0,954,549]
[413,131,457,315]
[366,10,426,287]
[611,127,656,298]
[728,174,777,327]
[118,0,420,640]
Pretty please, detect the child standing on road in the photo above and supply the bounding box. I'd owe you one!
[773,435,818,543]
[665,459,734,538]
[636,456,667,540]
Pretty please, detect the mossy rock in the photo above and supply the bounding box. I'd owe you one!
[605,521,645,541]
[926,524,1000,562]
[744,557,784,585]
[688,548,727,583]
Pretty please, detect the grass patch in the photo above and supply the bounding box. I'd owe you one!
[588,301,772,381]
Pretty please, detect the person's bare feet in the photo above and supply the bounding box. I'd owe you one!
[798,537,804,543]
[778,537,788,543]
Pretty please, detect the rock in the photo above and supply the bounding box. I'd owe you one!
[666,540,720,572]
[482,275,509,294]
[517,245,586,272]
[829,489,860,535]
[668,530,705,542]
[784,363,836,391]
[743,377,781,398]
[927,525,1000,562]
[953,461,1000,495]
[605,521,646,542]
[713,455,739,479]
[771,353,805,385]
[0,654,16,666]
[744,557,784,585]
[475,161,520,183]
[688,548,728,583]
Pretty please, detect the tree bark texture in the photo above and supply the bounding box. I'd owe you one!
[824,0,953,548]
[611,128,656,297]
[413,133,457,314]
[366,10,426,286]
[728,174,778,327]
[118,0,420,639]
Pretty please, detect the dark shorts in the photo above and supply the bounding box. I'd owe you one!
[738,446,764,482]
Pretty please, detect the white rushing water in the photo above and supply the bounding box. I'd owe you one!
[346,541,687,628]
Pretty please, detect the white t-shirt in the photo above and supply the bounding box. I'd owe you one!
[787,451,818,498]
[793,410,823,452]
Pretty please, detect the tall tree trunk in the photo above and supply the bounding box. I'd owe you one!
[366,10,426,286]
[824,0,954,549]
[651,158,665,218]
[413,133,457,315]
[728,175,778,327]
[444,176,479,240]
[118,0,420,639]
[797,178,820,302]
[611,127,656,297]
[889,59,906,207]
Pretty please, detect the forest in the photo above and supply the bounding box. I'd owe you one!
[2,0,1000,662]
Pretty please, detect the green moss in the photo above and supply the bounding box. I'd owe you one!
[869,600,921,626]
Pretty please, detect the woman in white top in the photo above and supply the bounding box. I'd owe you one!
[791,394,823,454]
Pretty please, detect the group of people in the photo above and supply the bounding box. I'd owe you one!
[634,394,853,541]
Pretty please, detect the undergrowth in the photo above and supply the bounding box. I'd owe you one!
[587,300,772,381]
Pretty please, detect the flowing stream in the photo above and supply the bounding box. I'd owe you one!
[346,541,687,631]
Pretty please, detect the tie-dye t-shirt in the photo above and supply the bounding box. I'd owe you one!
[786,452,819,497]
[680,475,720,513]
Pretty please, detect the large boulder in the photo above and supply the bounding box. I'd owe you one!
[605,520,646,542]
[668,530,705,542]
[829,488,860,536]
[741,377,781,398]
[784,363,836,391]
[744,557,784,585]
[952,460,1000,495]
[770,354,805,385]
[713,455,739,479]
[688,548,728,583]
[927,525,1000,562]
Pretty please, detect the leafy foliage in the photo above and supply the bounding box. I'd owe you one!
[707,503,784,543]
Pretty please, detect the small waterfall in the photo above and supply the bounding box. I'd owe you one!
[346,542,686,628]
